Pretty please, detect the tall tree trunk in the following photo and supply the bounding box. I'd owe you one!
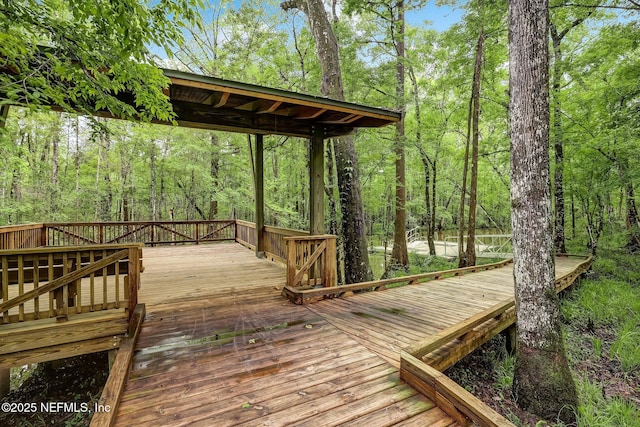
[550,10,596,253]
[391,1,409,269]
[74,117,81,221]
[625,183,640,251]
[509,0,578,423]
[281,0,372,283]
[326,140,345,284]
[464,31,485,267]
[209,134,220,219]
[149,141,158,221]
[458,98,472,265]
[409,66,436,255]
[50,118,60,214]
[551,28,566,253]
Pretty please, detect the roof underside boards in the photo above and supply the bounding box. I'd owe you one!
[161,69,400,138]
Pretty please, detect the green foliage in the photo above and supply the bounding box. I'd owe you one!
[610,321,640,371]
[563,278,640,326]
[0,0,202,122]
[575,376,640,427]
[494,354,515,392]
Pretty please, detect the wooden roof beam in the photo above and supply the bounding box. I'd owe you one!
[256,100,283,114]
[168,100,354,138]
[321,113,364,124]
[203,91,231,108]
[294,107,327,120]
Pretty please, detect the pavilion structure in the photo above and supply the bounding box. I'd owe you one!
[159,69,400,249]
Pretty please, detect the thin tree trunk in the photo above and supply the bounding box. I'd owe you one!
[409,65,436,255]
[464,31,485,267]
[458,109,471,264]
[149,141,158,221]
[626,183,640,251]
[51,118,60,214]
[74,117,80,221]
[550,10,595,253]
[551,29,567,253]
[509,0,578,423]
[210,134,220,219]
[326,140,345,284]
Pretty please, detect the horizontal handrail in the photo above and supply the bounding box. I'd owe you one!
[1,244,142,324]
[399,255,593,426]
[0,224,46,250]
[405,298,514,359]
[235,220,310,263]
[401,352,515,426]
[44,221,236,246]
[444,234,513,257]
[0,250,128,314]
[282,258,513,304]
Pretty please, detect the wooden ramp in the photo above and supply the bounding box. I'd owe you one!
[305,257,583,368]
[109,244,588,426]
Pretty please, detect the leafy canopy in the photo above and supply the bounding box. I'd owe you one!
[0,0,202,122]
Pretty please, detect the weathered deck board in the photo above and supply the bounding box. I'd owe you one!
[113,244,588,426]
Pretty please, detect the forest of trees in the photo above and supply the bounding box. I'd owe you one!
[1,0,638,257]
[1,0,639,423]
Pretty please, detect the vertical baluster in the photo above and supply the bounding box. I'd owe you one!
[18,255,24,321]
[33,255,40,319]
[89,251,95,311]
[315,240,320,287]
[48,254,54,317]
[75,252,82,314]
[115,256,120,309]
[102,250,108,309]
[2,256,8,323]
[58,253,69,319]
[287,238,296,287]
[306,241,312,288]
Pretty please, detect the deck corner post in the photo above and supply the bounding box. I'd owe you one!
[309,127,325,235]
[255,134,265,258]
[0,368,9,399]
[127,246,141,319]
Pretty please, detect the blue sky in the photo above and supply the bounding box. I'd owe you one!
[407,2,464,31]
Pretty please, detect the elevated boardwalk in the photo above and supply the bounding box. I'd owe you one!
[106,244,588,427]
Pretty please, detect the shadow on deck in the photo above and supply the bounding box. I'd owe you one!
[95,243,589,427]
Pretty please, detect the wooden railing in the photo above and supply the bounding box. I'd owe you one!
[398,255,593,427]
[282,257,513,304]
[0,224,46,250]
[284,235,337,289]
[235,220,257,248]
[235,220,309,263]
[0,244,142,324]
[401,351,515,427]
[45,221,236,246]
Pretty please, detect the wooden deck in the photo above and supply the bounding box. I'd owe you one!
[111,244,587,426]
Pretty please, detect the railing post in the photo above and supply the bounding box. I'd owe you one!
[0,368,9,399]
[255,134,265,258]
[286,238,296,288]
[127,246,141,320]
[41,224,48,247]
[323,236,337,287]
